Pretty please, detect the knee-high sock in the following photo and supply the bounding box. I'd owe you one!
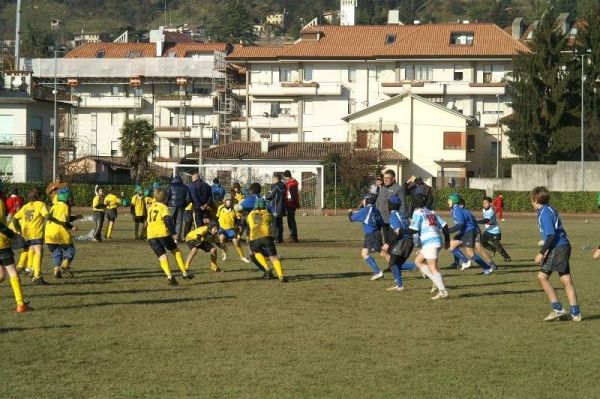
[417,263,434,279]
[173,250,186,273]
[159,258,172,277]
[32,252,42,278]
[107,223,114,239]
[234,244,245,259]
[17,251,28,269]
[365,256,381,274]
[210,253,219,271]
[254,253,270,271]
[391,265,403,286]
[431,272,446,291]
[271,259,284,279]
[9,276,24,306]
[249,254,266,272]
[452,248,469,263]
[472,254,491,270]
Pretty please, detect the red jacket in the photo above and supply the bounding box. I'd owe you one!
[492,196,504,210]
[6,195,24,215]
[285,178,300,210]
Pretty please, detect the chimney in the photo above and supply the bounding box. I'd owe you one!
[413,20,421,25]
[149,26,165,56]
[512,17,525,40]
[388,10,399,25]
[260,133,270,153]
[557,12,570,35]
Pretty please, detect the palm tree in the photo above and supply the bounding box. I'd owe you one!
[120,119,157,184]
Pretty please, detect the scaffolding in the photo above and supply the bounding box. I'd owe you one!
[212,51,236,145]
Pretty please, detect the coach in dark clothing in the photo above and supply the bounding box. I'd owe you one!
[283,170,300,242]
[189,173,212,228]
[167,175,191,240]
[266,174,287,243]
[375,169,405,247]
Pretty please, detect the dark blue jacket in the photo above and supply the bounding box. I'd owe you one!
[189,178,212,207]
[167,176,191,208]
[266,181,287,217]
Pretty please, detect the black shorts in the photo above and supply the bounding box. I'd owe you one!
[134,216,146,223]
[480,232,501,251]
[106,208,118,221]
[93,211,105,221]
[390,237,414,258]
[148,236,178,257]
[363,231,383,253]
[541,244,571,276]
[250,237,277,257]
[0,248,15,266]
[186,240,214,253]
[457,230,478,249]
[381,224,393,245]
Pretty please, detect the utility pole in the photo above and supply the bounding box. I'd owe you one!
[496,94,500,178]
[377,117,382,172]
[15,0,22,70]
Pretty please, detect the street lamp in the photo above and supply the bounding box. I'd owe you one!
[197,121,210,173]
[50,45,65,182]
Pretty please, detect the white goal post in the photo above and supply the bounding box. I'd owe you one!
[172,163,325,215]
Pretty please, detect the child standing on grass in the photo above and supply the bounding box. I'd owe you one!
[12,190,49,279]
[92,187,106,242]
[531,186,581,322]
[104,188,121,240]
[348,193,385,281]
[45,188,78,280]
[130,186,147,240]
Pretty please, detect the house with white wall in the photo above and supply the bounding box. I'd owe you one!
[227,23,530,185]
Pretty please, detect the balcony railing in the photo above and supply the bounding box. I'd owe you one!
[247,115,298,129]
[79,95,143,108]
[380,81,506,96]
[0,132,74,150]
[248,82,342,96]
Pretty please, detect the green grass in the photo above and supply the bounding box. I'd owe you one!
[1,212,600,398]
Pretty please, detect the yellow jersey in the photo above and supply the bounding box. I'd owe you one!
[131,194,147,217]
[13,201,49,240]
[0,199,6,224]
[0,222,15,250]
[44,202,73,245]
[234,192,245,204]
[217,205,238,230]
[185,225,215,243]
[146,202,172,239]
[92,195,105,212]
[185,202,193,211]
[104,194,121,209]
[247,209,272,241]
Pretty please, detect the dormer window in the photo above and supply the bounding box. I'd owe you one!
[127,50,143,58]
[385,34,396,45]
[450,32,474,46]
[95,50,105,58]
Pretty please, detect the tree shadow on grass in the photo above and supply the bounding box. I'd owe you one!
[289,271,368,282]
[0,324,79,334]
[50,295,236,310]
[32,287,177,298]
[580,314,600,321]
[444,280,523,289]
[456,289,543,298]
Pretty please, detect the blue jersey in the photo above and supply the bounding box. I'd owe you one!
[451,205,477,235]
[537,205,569,248]
[409,208,447,248]
[350,205,383,234]
[239,195,272,213]
[389,210,412,239]
[482,207,500,235]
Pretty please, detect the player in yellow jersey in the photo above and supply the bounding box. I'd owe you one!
[0,221,31,312]
[103,188,121,240]
[184,221,220,272]
[144,188,154,207]
[130,186,147,240]
[247,198,287,282]
[145,188,191,285]
[92,186,106,242]
[12,190,49,280]
[217,194,250,263]
[45,188,79,280]
[231,183,247,240]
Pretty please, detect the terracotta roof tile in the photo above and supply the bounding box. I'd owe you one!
[162,42,231,57]
[228,23,530,60]
[66,42,232,59]
[185,141,406,162]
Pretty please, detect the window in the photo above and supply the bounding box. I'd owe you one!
[27,157,43,181]
[0,115,14,141]
[112,85,121,96]
[454,65,464,81]
[490,141,499,157]
[0,156,13,176]
[450,32,474,45]
[385,34,396,45]
[483,98,502,114]
[127,50,143,58]
[382,131,393,149]
[405,65,433,81]
[483,64,493,83]
[111,111,121,126]
[348,98,356,114]
[348,66,356,82]
[443,132,464,149]
[279,103,292,115]
[467,135,475,152]
[169,112,177,126]
[304,100,313,115]
[134,87,143,97]
[169,142,180,158]
[270,103,281,116]
[95,50,105,58]
[279,68,291,82]
[356,131,368,148]
[303,66,313,81]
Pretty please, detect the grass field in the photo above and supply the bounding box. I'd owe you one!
[1,210,600,398]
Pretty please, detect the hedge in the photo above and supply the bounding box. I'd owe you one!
[501,191,600,213]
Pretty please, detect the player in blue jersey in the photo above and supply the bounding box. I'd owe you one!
[531,187,581,321]
[385,195,415,291]
[408,195,450,299]
[348,193,385,280]
[447,193,493,274]
[478,197,511,263]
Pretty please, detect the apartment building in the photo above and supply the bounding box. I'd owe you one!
[227,23,530,184]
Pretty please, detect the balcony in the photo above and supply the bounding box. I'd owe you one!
[478,113,504,127]
[155,125,194,139]
[0,132,45,149]
[248,82,342,96]
[247,115,298,129]
[230,116,247,129]
[155,94,214,108]
[189,95,214,108]
[232,84,247,97]
[380,81,506,96]
[79,95,143,109]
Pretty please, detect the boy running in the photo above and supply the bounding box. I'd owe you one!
[217,194,250,263]
[130,186,147,240]
[45,188,78,280]
[12,190,49,279]
[531,186,581,321]
[184,221,220,273]
[145,188,191,285]
[103,189,121,240]
[0,221,30,312]
[478,197,511,262]
[386,195,415,291]
[348,193,385,281]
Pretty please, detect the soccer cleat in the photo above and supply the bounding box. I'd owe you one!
[240,257,251,263]
[460,261,472,271]
[25,268,33,277]
[445,262,459,270]
[386,285,405,291]
[261,270,274,280]
[431,290,448,300]
[210,265,223,272]
[16,303,32,313]
[370,271,384,281]
[571,313,582,322]
[181,272,194,280]
[54,268,62,279]
[167,276,179,286]
[60,267,74,278]
[279,276,289,283]
[543,309,567,321]
[430,283,438,293]
[31,277,49,286]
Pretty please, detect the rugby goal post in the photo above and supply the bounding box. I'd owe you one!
[172,163,325,215]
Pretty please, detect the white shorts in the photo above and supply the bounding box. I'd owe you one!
[420,246,441,260]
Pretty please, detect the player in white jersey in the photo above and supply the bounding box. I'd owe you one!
[477,197,511,263]
[408,196,451,299]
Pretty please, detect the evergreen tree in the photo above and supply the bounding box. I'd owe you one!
[207,0,257,45]
[120,119,158,184]
[505,7,580,163]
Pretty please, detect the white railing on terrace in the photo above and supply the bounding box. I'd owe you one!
[21,58,225,79]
